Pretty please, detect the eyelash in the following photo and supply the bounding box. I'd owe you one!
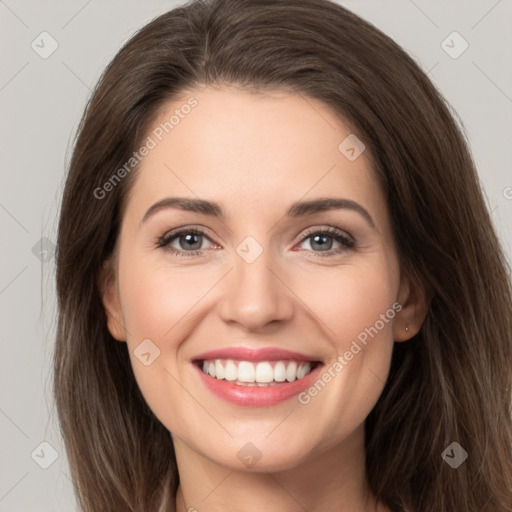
[157,225,356,258]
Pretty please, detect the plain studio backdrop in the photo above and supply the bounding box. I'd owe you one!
[0,1,511,510]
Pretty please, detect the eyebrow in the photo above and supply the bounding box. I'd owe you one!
[141,196,376,229]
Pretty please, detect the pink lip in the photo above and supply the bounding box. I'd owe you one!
[191,346,323,407]
[192,346,320,363]
[193,362,323,407]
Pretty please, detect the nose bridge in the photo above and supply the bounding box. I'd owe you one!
[218,234,293,329]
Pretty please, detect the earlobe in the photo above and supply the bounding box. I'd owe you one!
[98,258,127,342]
[393,274,430,342]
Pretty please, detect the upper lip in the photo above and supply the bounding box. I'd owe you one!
[192,346,322,363]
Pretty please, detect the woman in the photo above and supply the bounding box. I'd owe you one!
[53,0,512,511]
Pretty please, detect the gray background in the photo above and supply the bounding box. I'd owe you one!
[0,1,511,510]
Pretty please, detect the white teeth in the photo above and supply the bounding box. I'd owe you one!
[255,362,274,383]
[215,360,225,379]
[238,361,255,382]
[286,361,297,382]
[200,359,314,384]
[225,360,238,381]
[273,361,287,382]
[297,364,308,379]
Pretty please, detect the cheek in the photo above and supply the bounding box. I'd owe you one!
[119,256,207,343]
[293,257,397,413]
[294,257,398,349]
[292,262,397,439]
[117,256,208,426]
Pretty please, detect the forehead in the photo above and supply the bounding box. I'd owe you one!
[126,85,386,222]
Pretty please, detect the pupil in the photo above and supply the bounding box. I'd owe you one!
[182,234,201,250]
[312,235,332,251]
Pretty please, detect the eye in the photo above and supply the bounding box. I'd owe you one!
[297,227,355,257]
[157,227,215,257]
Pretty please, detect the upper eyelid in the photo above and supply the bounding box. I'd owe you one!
[299,225,353,241]
[160,225,217,243]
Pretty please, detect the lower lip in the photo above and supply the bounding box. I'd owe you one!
[193,362,323,407]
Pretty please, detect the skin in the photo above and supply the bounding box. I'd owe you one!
[101,85,428,512]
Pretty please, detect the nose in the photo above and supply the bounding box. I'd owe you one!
[218,242,294,332]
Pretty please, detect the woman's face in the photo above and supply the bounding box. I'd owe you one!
[102,85,416,473]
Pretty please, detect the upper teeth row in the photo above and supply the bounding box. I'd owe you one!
[201,359,313,383]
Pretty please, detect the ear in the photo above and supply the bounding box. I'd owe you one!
[393,272,430,342]
[98,256,127,342]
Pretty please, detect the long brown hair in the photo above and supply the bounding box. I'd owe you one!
[54,0,512,510]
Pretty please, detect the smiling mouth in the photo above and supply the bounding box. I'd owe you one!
[195,359,321,387]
